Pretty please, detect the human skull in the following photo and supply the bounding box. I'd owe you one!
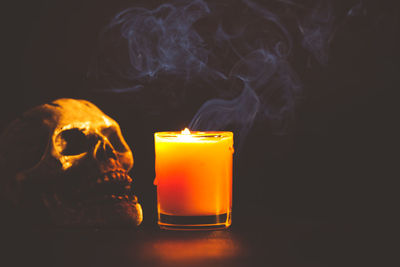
[0,98,142,227]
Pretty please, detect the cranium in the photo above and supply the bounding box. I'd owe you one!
[0,98,142,226]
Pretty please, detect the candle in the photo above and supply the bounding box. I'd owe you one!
[154,128,234,230]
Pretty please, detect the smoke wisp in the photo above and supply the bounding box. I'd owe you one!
[89,0,345,145]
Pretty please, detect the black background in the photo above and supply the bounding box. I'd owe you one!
[1,0,398,266]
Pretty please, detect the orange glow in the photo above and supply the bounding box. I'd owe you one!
[140,232,243,264]
[153,238,235,261]
[154,131,233,227]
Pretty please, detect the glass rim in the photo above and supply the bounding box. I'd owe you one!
[154,131,233,139]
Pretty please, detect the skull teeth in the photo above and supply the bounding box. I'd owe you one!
[110,194,136,201]
[74,171,136,205]
[88,170,134,199]
[97,171,133,185]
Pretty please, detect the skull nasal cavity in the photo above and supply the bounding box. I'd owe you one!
[95,140,117,161]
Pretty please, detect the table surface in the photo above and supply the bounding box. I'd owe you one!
[2,212,386,267]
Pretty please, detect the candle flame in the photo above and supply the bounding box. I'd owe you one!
[181,128,191,135]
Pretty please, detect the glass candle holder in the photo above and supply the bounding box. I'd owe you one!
[154,129,234,230]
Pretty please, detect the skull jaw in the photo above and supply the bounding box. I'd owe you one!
[38,165,143,227]
[43,195,143,227]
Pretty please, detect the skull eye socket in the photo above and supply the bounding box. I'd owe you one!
[55,128,89,156]
[101,127,128,153]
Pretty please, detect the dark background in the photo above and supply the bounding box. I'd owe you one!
[1,0,398,266]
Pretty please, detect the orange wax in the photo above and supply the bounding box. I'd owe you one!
[154,130,233,219]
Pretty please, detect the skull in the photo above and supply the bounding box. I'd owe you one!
[0,98,143,227]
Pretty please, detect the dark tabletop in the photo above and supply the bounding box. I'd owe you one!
[2,208,391,267]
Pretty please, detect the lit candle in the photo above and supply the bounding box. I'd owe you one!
[154,128,234,230]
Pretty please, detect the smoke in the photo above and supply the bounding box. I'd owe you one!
[110,0,210,80]
[347,0,367,17]
[189,48,301,143]
[89,0,342,146]
[89,0,214,91]
[298,0,335,66]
